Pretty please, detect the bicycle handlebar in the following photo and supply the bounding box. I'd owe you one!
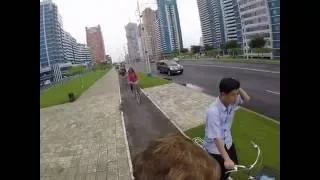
[225,141,261,174]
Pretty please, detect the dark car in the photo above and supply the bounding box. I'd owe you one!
[157,60,184,76]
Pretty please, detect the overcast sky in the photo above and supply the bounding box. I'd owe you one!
[50,0,201,61]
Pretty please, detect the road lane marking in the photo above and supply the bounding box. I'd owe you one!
[266,90,280,95]
[183,64,280,74]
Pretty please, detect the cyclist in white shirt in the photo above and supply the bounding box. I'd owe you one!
[203,78,250,180]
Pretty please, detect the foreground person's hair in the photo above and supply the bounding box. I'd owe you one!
[133,134,221,180]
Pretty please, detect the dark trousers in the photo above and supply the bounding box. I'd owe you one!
[130,84,133,92]
[209,144,238,180]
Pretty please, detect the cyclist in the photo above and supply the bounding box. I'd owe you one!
[133,134,221,180]
[127,67,139,94]
[203,78,250,180]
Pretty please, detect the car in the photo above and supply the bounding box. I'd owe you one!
[157,60,184,76]
[156,60,168,70]
[173,57,180,63]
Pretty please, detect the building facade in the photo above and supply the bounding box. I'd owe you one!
[40,0,64,69]
[238,0,273,56]
[125,23,140,62]
[142,8,157,61]
[267,0,280,58]
[221,0,243,43]
[154,16,163,60]
[75,44,92,64]
[40,0,65,82]
[197,0,225,48]
[86,25,106,64]
[156,0,183,54]
[62,31,78,64]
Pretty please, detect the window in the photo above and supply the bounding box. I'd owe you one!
[272,17,280,24]
[272,33,280,40]
[273,41,280,48]
[272,25,280,31]
[271,9,280,16]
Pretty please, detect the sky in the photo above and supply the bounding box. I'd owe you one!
[50,0,202,62]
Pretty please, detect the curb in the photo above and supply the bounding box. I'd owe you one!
[117,76,135,180]
[139,88,192,141]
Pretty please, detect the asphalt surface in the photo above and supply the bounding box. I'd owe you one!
[133,60,280,121]
[119,75,179,159]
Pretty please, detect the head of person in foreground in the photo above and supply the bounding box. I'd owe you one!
[133,134,221,180]
[219,77,241,105]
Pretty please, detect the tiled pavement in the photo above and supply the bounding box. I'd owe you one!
[143,83,216,131]
[40,69,131,180]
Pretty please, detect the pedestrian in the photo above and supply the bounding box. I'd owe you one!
[133,134,221,180]
[203,78,250,180]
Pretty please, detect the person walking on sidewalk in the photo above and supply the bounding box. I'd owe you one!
[203,78,250,180]
[127,67,139,94]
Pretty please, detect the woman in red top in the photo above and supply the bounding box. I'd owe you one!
[127,68,139,93]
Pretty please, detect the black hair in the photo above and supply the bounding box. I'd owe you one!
[219,78,240,94]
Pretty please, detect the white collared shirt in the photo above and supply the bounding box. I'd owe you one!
[203,95,243,154]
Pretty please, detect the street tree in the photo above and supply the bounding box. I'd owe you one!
[190,45,201,54]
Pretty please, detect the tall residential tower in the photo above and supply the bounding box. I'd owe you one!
[156,0,183,54]
[86,25,106,64]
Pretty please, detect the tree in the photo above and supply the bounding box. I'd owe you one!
[225,40,239,49]
[225,40,240,57]
[204,44,214,51]
[249,37,267,58]
[180,48,189,53]
[249,37,266,49]
[190,45,201,54]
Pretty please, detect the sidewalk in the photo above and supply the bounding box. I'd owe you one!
[40,69,131,180]
[143,83,215,131]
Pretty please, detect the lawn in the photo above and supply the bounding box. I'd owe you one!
[185,108,280,179]
[40,68,110,108]
[138,72,171,89]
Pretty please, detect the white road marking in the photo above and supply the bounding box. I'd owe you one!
[266,90,280,95]
[183,64,280,74]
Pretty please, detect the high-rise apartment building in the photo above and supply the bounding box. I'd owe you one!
[156,0,183,54]
[267,0,280,58]
[221,0,242,43]
[142,8,157,61]
[86,25,106,64]
[125,23,140,62]
[62,31,78,64]
[40,0,64,69]
[76,44,92,64]
[197,0,225,48]
[238,0,274,57]
[154,15,163,60]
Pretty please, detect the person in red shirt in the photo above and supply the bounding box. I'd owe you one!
[127,67,139,93]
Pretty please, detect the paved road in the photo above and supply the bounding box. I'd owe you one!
[119,76,179,158]
[133,61,280,121]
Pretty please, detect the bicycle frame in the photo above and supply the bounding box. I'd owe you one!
[192,137,262,180]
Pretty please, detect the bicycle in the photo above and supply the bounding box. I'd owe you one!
[192,137,275,180]
[129,82,141,104]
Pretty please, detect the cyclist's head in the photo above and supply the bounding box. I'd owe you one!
[219,77,240,105]
[133,134,221,180]
[128,67,135,73]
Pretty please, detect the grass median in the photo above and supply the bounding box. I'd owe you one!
[40,68,110,108]
[138,72,170,89]
[185,108,280,179]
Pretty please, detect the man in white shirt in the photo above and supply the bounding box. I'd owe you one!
[203,77,250,180]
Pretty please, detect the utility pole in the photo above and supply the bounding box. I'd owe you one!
[137,0,152,75]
